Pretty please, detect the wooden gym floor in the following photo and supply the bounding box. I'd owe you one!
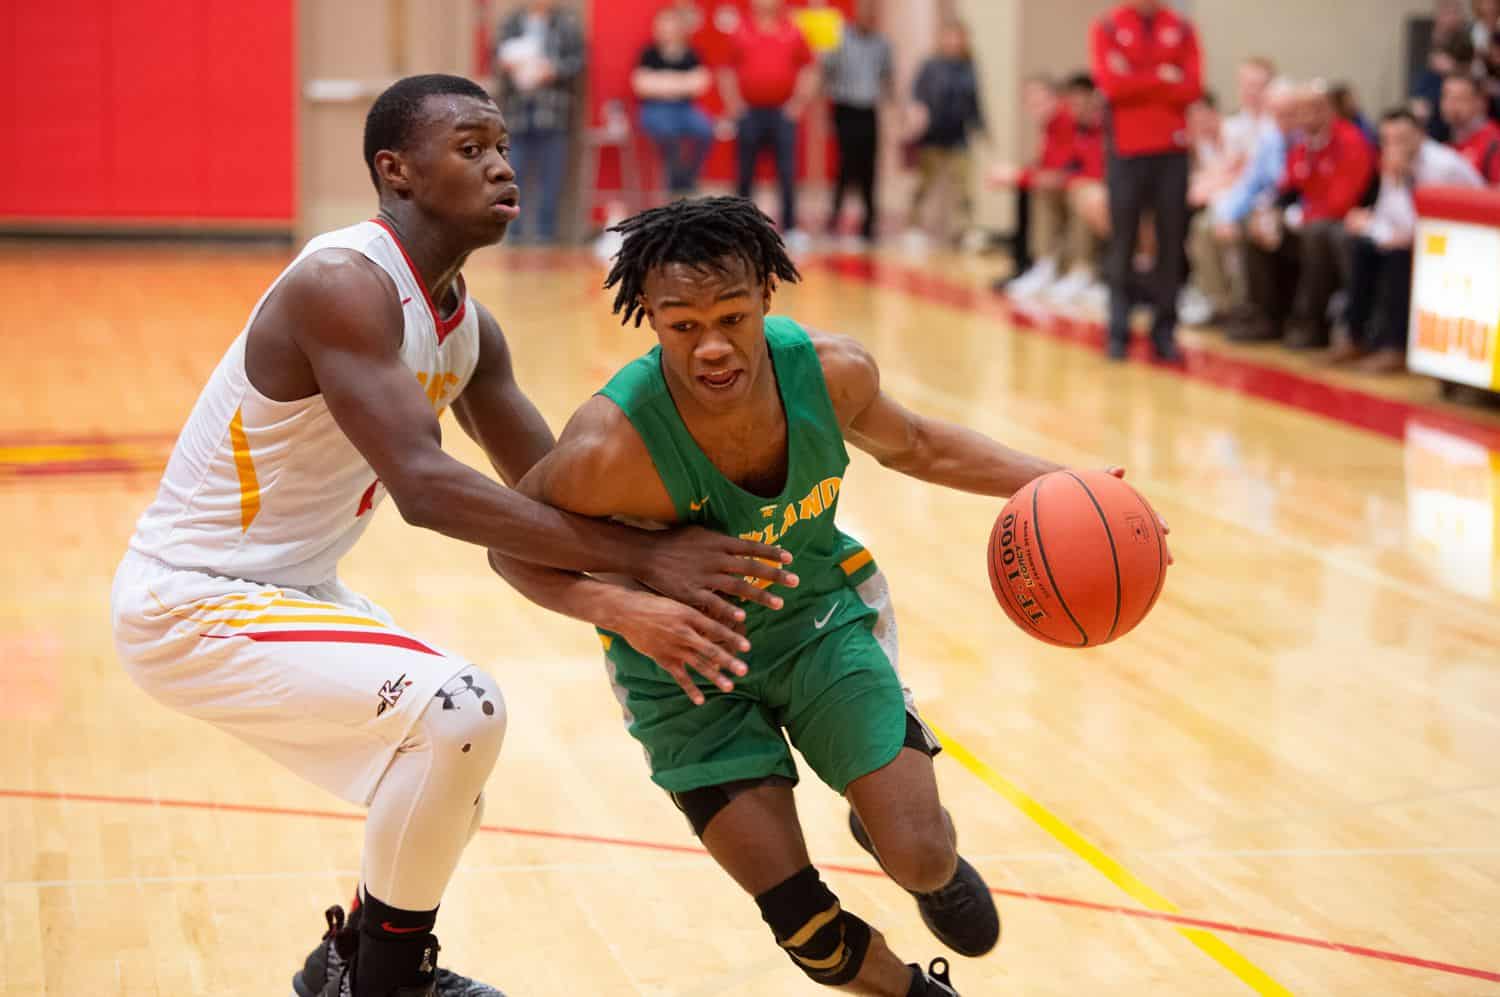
[2,241,1498,996]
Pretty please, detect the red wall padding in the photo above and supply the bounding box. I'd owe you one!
[2,1,295,223]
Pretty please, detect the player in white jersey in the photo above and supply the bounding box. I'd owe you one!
[110,74,798,997]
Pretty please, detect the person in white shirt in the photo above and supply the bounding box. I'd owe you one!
[1183,58,1276,325]
[1334,107,1483,372]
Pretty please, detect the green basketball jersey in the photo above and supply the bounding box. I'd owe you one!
[597,316,879,678]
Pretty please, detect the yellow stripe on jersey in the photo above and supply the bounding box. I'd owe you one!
[228,407,261,532]
[839,548,873,576]
[215,613,389,629]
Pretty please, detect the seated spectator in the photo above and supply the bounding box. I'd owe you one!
[1200,76,1297,333]
[1178,92,1228,324]
[1441,73,1500,183]
[1412,31,1474,142]
[1474,0,1500,53]
[632,7,715,198]
[989,76,1077,295]
[908,19,986,244]
[1330,82,1377,146]
[1240,82,1376,349]
[1333,108,1482,373]
[1221,57,1278,172]
[1051,76,1110,310]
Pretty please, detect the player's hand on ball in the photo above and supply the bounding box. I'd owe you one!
[645,527,800,626]
[617,594,754,705]
[1106,466,1174,565]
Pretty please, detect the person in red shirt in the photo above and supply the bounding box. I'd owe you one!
[1090,0,1203,361]
[1240,83,1376,347]
[988,76,1076,292]
[717,0,818,236]
[1441,73,1500,184]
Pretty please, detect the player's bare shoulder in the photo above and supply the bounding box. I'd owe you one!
[245,249,405,401]
[808,328,881,428]
[522,395,677,522]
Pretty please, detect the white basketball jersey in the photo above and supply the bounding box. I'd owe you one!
[129,220,481,587]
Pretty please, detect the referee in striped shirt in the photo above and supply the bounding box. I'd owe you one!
[824,1,893,242]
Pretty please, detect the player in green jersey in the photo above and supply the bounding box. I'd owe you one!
[490,198,1155,996]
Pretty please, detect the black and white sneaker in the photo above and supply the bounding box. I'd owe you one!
[910,957,960,995]
[849,809,1001,957]
[294,905,506,997]
[292,906,354,997]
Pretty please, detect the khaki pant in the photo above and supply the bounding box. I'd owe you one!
[1031,184,1105,274]
[1187,210,1244,315]
[912,146,973,236]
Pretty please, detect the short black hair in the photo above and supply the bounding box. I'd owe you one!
[363,74,494,190]
[604,197,802,328]
[1380,106,1419,128]
[1063,72,1095,94]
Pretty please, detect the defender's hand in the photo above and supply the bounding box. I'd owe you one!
[1106,466,1174,565]
[641,526,801,627]
[615,594,753,705]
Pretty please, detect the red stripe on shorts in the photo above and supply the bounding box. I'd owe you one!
[204,629,442,655]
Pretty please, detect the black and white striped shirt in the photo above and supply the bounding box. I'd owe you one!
[823,28,892,109]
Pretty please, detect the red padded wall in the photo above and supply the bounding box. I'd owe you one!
[2,1,295,223]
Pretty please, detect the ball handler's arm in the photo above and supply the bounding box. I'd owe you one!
[813,331,1172,555]
[812,331,1064,497]
[488,396,800,704]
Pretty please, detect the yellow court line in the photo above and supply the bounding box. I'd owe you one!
[929,722,1294,996]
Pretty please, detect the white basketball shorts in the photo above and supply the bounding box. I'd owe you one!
[111,550,471,805]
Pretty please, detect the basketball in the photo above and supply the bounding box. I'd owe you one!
[988,470,1168,648]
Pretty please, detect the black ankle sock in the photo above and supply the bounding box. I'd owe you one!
[906,964,926,997]
[356,891,439,993]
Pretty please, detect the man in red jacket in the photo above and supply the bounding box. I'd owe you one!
[1090,0,1203,360]
[1442,73,1500,184]
[1241,83,1375,348]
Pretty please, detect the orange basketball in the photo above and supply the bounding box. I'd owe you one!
[987,470,1168,648]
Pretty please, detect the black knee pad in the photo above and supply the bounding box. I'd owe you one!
[754,866,872,987]
[670,775,794,837]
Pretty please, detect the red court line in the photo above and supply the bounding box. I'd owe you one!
[817,256,1500,453]
[3,787,1495,984]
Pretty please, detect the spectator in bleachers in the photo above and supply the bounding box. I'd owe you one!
[1053,76,1111,311]
[1221,58,1277,171]
[1240,83,1376,349]
[988,76,1073,290]
[1474,0,1500,52]
[1183,63,1280,327]
[1412,31,1474,142]
[823,0,893,243]
[1333,108,1482,373]
[1178,92,1228,325]
[633,7,714,199]
[1441,73,1500,183]
[909,19,986,244]
[1330,82,1377,146]
[1090,0,1203,362]
[718,0,818,240]
[495,0,586,244]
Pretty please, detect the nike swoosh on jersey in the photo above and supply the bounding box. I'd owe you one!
[813,602,839,630]
[689,496,711,512]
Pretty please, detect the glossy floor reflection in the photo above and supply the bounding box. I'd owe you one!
[2,243,1498,995]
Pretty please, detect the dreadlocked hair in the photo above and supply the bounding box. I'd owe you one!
[603,197,802,327]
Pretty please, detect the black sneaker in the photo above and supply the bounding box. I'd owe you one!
[322,940,439,997]
[297,906,506,997]
[909,957,960,995]
[849,810,1001,957]
[293,906,354,997]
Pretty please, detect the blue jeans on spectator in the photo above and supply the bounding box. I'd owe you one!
[736,107,798,231]
[509,127,568,243]
[640,101,714,196]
